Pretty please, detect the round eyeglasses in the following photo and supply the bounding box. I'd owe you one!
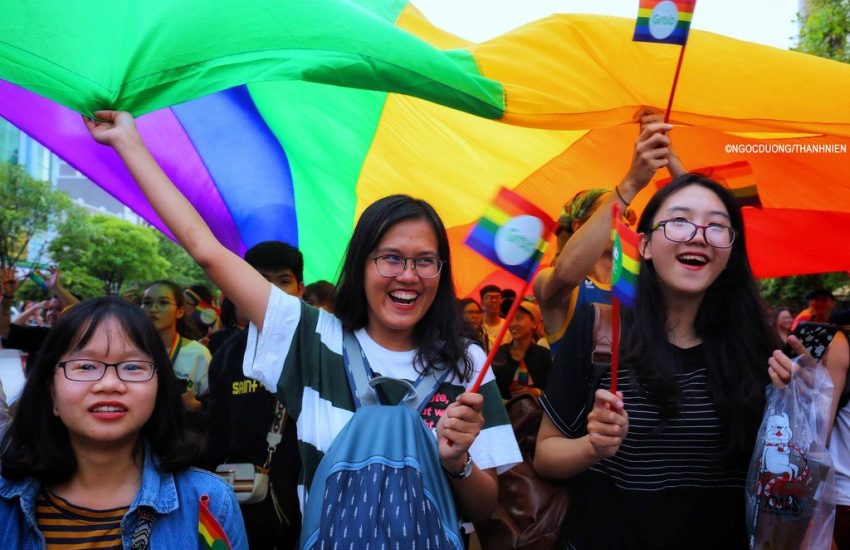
[57,359,158,382]
[371,255,444,279]
[651,218,736,248]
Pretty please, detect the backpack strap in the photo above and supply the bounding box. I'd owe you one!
[342,330,379,408]
[342,330,451,412]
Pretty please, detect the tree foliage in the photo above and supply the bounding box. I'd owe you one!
[797,0,850,62]
[0,162,70,270]
[156,233,212,288]
[50,210,169,295]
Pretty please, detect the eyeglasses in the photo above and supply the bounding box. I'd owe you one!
[140,300,176,311]
[371,255,444,279]
[651,218,736,248]
[57,359,158,382]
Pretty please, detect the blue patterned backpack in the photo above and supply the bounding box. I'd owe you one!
[300,331,464,550]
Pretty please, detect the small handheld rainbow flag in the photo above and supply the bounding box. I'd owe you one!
[198,495,231,550]
[611,204,641,309]
[465,187,557,281]
[634,0,696,45]
[656,160,761,208]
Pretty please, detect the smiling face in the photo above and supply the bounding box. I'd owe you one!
[51,317,158,450]
[641,184,733,302]
[508,308,537,342]
[141,284,183,334]
[363,218,440,350]
[775,309,793,331]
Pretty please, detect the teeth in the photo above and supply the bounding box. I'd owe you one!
[389,290,418,301]
[92,406,125,413]
[678,254,707,264]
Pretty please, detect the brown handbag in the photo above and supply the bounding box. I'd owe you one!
[475,304,613,550]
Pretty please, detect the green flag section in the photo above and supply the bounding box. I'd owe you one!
[0,0,504,119]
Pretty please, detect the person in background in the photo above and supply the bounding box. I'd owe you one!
[770,307,793,345]
[791,288,837,330]
[1,267,79,373]
[302,280,335,313]
[492,299,550,400]
[480,284,510,350]
[184,284,219,341]
[533,116,682,358]
[205,241,305,549]
[458,297,487,351]
[140,280,211,413]
[0,297,247,548]
[207,297,246,356]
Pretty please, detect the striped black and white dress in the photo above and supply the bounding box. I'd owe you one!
[541,306,751,550]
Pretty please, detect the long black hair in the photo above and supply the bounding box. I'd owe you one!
[0,297,203,484]
[335,195,473,381]
[620,174,776,458]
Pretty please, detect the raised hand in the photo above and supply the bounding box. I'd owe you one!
[83,110,141,148]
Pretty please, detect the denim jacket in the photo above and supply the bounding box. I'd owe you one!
[0,445,248,549]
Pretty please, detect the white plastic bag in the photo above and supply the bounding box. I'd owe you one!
[745,356,835,550]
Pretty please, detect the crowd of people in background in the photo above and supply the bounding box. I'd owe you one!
[0,108,848,549]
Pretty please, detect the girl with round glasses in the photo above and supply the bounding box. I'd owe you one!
[535,174,778,549]
[0,297,247,548]
[84,111,521,546]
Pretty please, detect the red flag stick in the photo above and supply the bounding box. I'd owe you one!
[610,297,621,395]
[470,277,531,393]
[663,42,687,124]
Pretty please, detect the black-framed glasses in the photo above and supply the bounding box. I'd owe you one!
[57,359,158,382]
[651,218,736,248]
[371,255,444,279]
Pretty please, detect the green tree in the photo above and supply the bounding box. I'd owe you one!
[0,162,70,270]
[50,211,169,295]
[797,0,850,62]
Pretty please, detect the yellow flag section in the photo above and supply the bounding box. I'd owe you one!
[355,6,850,295]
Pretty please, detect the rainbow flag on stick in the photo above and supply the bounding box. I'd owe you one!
[656,160,761,208]
[634,0,696,45]
[198,495,231,550]
[611,203,641,309]
[465,187,557,281]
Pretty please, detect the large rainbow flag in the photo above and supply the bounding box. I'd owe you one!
[0,0,848,296]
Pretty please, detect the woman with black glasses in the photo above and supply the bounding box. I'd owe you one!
[0,297,247,548]
[535,174,777,549]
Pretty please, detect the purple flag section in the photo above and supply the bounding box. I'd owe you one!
[0,79,246,255]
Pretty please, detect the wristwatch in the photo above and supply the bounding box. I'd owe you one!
[443,453,473,480]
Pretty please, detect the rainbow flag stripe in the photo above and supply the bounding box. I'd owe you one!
[634,0,697,45]
[657,160,761,208]
[611,214,641,308]
[465,187,556,281]
[198,495,231,550]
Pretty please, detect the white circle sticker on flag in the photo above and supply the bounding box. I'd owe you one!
[649,1,679,40]
[494,215,543,266]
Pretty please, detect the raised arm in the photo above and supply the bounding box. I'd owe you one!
[44,267,79,309]
[12,301,45,326]
[533,122,672,318]
[84,111,271,329]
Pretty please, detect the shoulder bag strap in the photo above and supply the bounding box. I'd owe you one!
[262,401,287,471]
